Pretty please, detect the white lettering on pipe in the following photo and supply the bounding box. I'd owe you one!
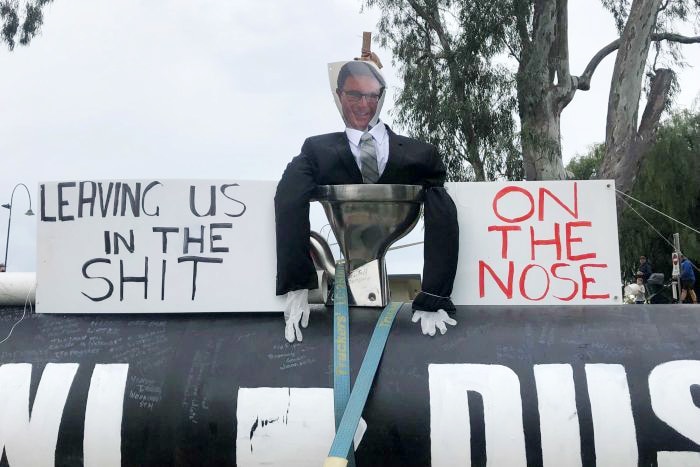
[84,364,129,467]
[428,364,526,467]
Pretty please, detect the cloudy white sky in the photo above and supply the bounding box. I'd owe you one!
[1,0,699,273]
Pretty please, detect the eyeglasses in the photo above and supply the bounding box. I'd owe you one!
[341,90,382,104]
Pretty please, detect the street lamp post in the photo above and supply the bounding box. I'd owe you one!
[2,183,35,271]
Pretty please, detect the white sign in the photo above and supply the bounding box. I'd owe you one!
[37,179,621,313]
[37,180,285,313]
[448,180,622,305]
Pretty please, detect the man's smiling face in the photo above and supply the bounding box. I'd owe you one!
[337,75,382,131]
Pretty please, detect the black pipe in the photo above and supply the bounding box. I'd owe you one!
[0,304,699,466]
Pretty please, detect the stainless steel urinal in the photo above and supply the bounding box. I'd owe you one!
[310,184,423,307]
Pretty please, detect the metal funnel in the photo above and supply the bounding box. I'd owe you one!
[313,184,423,306]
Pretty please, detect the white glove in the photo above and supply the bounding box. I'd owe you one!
[411,309,457,336]
[284,289,310,343]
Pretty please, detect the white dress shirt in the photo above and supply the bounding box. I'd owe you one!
[345,121,390,177]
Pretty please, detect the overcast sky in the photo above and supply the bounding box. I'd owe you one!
[1,0,699,272]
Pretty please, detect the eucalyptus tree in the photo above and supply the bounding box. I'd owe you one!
[366,0,521,181]
[1,0,53,50]
[368,0,700,184]
[599,0,700,196]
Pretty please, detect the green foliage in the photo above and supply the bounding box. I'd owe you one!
[1,0,53,50]
[600,0,631,33]
[566,144,604,180]
[365,0,522,181]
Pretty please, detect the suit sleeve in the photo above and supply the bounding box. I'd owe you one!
[274,144,319,295]
[414,146,460,312]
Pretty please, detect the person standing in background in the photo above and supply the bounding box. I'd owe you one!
[638,256,652,283]
[680,255,697,304]
[633,272,646,304]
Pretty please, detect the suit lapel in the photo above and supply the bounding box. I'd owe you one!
[379,127,405,182]
[333,133,363,182]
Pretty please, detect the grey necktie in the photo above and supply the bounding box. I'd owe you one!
[359,132,379,183]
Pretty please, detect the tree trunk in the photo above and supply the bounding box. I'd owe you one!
[610,68,673,197]
[467,142,486,181]
[600,0,665,196]
[519,88,568,180]
[516,0,569,181]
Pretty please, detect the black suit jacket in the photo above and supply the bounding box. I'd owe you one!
[275,128,459,311]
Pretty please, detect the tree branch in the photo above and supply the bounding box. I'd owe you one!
[553,0,579,110]
[410,13,439,62]
[406,0,452,57]
[601,68,673,197]
[577,32,700,91]
[555,0,571,86]
[576,39,623,91]
[637,68,673,141]
[503,37,521,63]
[653,32,700,44]
[513,0,532,53]
[527,0,558,85]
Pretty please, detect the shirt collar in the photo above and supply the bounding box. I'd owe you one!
[345,120,387,146]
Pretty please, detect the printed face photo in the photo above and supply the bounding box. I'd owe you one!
[328,60,386,131]
[337,75,382,130]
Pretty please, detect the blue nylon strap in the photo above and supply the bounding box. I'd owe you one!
[329,292,403,461]
[332,262,355,466]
